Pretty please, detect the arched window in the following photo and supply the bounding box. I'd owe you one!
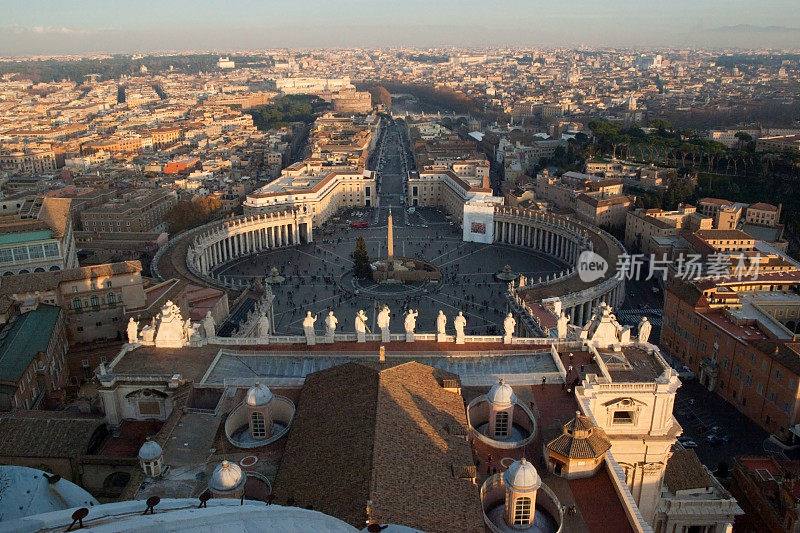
[495,411,509,438]
[513,496,532,525]
[251,411,266,439]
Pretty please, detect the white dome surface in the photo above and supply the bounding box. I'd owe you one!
[3,500,359,532]
[504,458,541,492]
[246,382,274,407]
[138,439,163,461]
[486,379,516,408]
[0,465,98,521]
[210,460,246,494]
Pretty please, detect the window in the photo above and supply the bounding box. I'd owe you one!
[105,280,112,288]
[613,411,634,424]
[108,293,116,306]
[28,245,43,259]
[513,497,532,525]
[90,295,99,308]
[73,297,82,309]
[769,392,777,404]
[495,411,509,437]
[12,246,28,261]
[251,411,267,439]
[0,249,11,263]
[43,243,59,257]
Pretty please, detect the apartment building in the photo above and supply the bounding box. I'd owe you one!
[407,170,499,226]
[624,205,712,256]
[746,202,782,227]
[0,304,68,411]
[80,190,176,233]
[0,261,147,344]
[536,171,633,228]
[0,149,57,174]
[756,135,800,153]
[662,271,800,439]
[243,165,377,225]
[0,198,78,275]
[697,198,745,230]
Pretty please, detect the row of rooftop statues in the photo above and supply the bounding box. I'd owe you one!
[300,306,518,345]
[126,299,652,349]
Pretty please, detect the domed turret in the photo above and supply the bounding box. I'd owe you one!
[138,437,164,477]
[487,379,516,439]
[504,458,541,492]
[245,382,274,407]
[209,460,246,498]
[138,438,162,461]
[487,379,516,408]
[503,458,542,527]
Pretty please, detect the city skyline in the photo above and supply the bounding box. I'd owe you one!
[2,0,800,55]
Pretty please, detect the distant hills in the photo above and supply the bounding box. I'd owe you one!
[710,24,800,34]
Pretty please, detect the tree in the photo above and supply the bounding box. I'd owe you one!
[369,86,392,109]
[734,131,752,149]
[353,236,372,279]
[165,196,223,234]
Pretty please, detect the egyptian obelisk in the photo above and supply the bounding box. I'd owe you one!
[387,207,394,259]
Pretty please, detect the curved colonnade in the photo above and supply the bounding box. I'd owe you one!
[184,209,314,288]
[160,205,625,330]
[493,206,626,327]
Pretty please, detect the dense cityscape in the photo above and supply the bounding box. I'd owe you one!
[0,3,800,532]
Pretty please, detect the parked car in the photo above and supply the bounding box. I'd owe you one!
[680,439,698,448]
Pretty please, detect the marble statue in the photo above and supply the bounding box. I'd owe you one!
[256,314,271,338]
[436,310,447,342]
[638,317,652,344]
[404,309,418,342]
[556,311,570,339]
[202,311,216,339]
[324,311,338,341]
[377,305,391,343]
[503,313,516,344]
[453,311,467,344]
[183,319,193,341]
[303,311,318,346]
[154,300,188,348]
[355,309,369,343]
[127,317,139,344]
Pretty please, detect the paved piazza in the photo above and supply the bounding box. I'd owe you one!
[211,206,569,336]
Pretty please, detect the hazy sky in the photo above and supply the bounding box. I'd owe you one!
[2,0,799,55]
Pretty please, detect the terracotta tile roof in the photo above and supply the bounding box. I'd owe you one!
[37,197,73,238]
[273,361,483,532]
[547,413,611,459]
[0,411,105,458]
[665,449,713,492]
[0,261,142,296]
[749,202,778,212]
